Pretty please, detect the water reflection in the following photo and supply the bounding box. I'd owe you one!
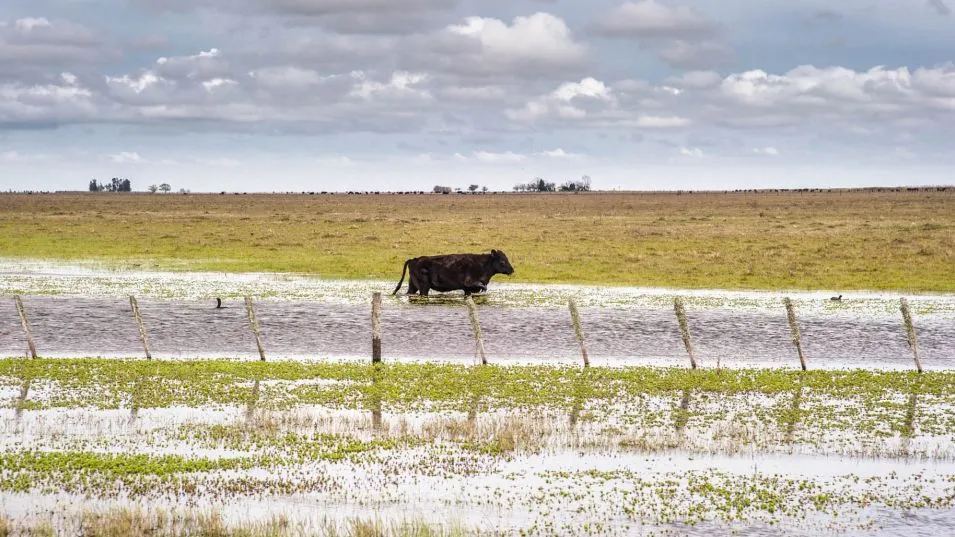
[0,297,952,369]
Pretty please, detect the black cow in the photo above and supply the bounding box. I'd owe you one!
[392,249,515,296]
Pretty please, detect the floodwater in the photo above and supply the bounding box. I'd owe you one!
[2,400,954,536]
[0,294,953,369]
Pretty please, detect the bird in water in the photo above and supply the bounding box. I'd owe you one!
[830,294,842,301]
[216,297,223,308]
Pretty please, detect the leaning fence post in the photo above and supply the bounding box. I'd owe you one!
[568,298,590,368]
[464,296,488,365]
[244,296,266,361]
[129,295,152,360]
[371,292,382,364]
[783,297,807,371]
[900,298,922,373]
[673,297,697,369]
[13,295,38,359]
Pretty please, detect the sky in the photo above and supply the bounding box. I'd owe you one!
[2,0,955,192]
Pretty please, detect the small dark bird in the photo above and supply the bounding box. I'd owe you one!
[830,295,842,301]
[216,297,223,308]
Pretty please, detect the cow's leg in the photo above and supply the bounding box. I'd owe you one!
[463,284,486,296]
[415,268,430,296]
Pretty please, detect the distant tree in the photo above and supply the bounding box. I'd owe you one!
[148,184,158,193]
[159,183,171,193]
[433,185,452,194]
[468,184,479,193]
[482,185,488,193]
[89,179,101,192]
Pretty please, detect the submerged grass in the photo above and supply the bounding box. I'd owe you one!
[3,358,955,535]
[2,507,482,537]
[2,190,954,291]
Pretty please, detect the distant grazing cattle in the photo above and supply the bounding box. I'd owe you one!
[392,249,515,297]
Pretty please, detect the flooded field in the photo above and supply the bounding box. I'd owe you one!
[2,260,954,535]
[1,260,954,370]
[1,359,955,536]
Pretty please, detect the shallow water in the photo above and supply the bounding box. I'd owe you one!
[2,400,954,537]
[1,295,953,370]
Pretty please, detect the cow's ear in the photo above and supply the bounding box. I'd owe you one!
[491,249,499,256]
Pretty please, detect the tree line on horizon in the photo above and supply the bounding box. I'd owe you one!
[89,178,132,192]
[513,175,592,192]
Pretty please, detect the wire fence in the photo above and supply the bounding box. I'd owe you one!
[4,292,929,372]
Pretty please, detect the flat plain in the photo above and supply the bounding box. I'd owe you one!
[1,189,954,291]
[2,189,955,536]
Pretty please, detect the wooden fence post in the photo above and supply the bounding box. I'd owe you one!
[464,296,488,365]
[244,296,266,361]
[568,298,590,368]
[129,295,152,360]
[783,297,807,371]
[371,292,382,364]
[673,297,697,369]
[900,298,922,373]
[13,295,37,359]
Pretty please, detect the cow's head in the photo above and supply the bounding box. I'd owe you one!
[490,249,515,275]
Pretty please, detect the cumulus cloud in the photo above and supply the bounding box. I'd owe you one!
[505,77,614,121]
[403,13,587,79]
[5,32,955,149]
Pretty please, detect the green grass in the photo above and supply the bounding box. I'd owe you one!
[2,358,951,411]
[2,190,954,291]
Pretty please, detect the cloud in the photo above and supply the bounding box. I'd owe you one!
[136,0,459,34]
[505,77,615,121]
[591,1,718,39]
[260,0,455,16]
[428,148,581,163]
[590,2,731,69]
[537,148,582,158]
[110,151,144,163]
[471,150,525,163]
[403,13,587,79]
[752,147,779,156]
[5,34,955,146]
[679,146,703,158]
[0,16,117,77]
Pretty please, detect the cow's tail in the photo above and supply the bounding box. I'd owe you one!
[392,259,410,295]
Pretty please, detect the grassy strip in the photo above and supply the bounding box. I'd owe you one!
[3,358,954,444]
[0,451,257,479]
[1,358,951,410]
[1,191,954,291]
